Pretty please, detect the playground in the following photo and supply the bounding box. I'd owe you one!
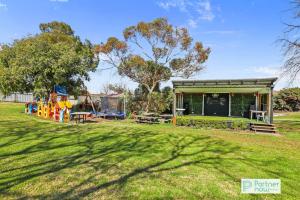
[0,102,299,199]
[24,86,126,124]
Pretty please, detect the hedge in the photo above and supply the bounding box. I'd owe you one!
[176,116,251,130]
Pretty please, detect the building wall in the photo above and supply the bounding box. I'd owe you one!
[178,93,269,118]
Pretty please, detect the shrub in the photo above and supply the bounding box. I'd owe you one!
[274,87,300,111]
[176,116,250,130]
[126,85,173,114]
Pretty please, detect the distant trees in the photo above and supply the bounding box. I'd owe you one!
[97,18,210,112]
[0,21,99,97]
[280,0,300,82]
[101,83,127,95]
[274,88,300,111]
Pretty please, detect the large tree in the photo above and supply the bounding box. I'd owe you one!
[280,0,300,82]
[96,18,210,112]
[0,21,99,97]
[274,87,300,111]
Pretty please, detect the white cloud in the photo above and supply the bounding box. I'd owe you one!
[158,0,189,12]
[188,19,197,28]
[0,2,7,10]
[157,1,177,10]
[250,65,300,89]
[157,0,217,28]
[196,0,214,21]
[253,66,280,77]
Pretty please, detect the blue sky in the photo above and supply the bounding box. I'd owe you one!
[0,0,297,92]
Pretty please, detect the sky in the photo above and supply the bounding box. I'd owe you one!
[0,0,298,92]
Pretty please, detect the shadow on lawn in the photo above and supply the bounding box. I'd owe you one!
[275,120,300,132]
[0,119,296,199]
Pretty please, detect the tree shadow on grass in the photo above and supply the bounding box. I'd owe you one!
[275,120,300,132]
[0,119,298,199]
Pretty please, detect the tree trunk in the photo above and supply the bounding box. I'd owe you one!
[145,92,151,113]
[144,83,157,113]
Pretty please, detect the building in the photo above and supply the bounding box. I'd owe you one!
[172,77,277,123]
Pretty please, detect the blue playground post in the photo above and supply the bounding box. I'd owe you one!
[59,108,64,122]
[28,103,32,114]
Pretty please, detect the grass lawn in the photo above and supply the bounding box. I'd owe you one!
[0,103,299,199]
[274,112,300,140]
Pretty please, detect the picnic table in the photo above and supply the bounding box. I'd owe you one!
[142,113,156,116]
[250,110,267,122]
[176,108,185,116]
[71,112,91,124]
[135,113,173,124]
[135,115,160,124]
[159,114,173,123]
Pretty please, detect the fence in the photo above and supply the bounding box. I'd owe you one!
[0,92,99,104]
[0,93,34,103]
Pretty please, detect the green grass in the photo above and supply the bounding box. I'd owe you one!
[0,103,299,199]
[274,112,300,140]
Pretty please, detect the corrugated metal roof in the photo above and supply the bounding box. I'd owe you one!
[175,87,270,94]
[172,77,277,88]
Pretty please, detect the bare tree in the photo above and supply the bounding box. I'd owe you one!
[280,0,300,83]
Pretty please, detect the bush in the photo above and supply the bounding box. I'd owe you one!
[176,116,250,130]
[126,85,173,114]
[274,88,300,111]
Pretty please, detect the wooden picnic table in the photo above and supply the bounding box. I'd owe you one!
[159,114,173,118]
[135,115,160,124]
[71,112,91,124]
[142,113,157,117]
[159,114,173,123]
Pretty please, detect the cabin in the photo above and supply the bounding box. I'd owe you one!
[172,77,277,123]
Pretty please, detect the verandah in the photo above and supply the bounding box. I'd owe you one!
[172,78,277,123]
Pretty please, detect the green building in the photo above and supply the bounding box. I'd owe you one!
[172,77,277,123]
